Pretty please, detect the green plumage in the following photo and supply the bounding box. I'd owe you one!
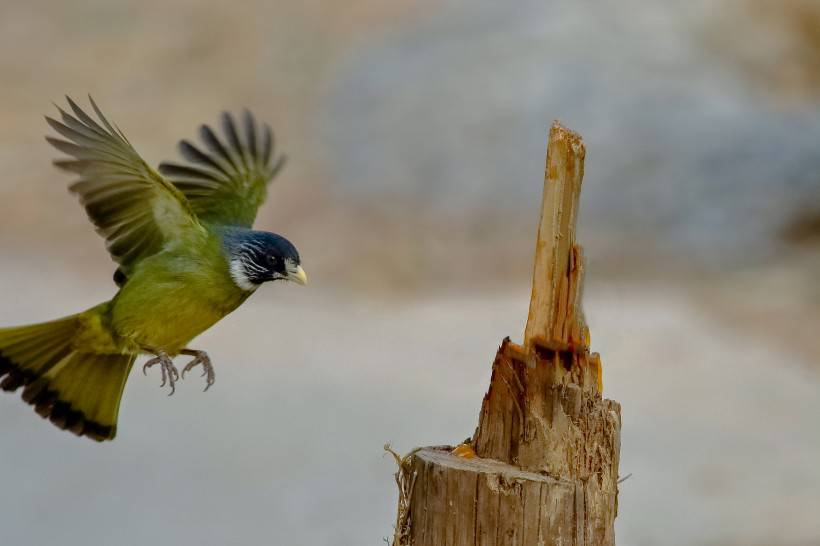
[110,232,251,354]
[0,97,293,441]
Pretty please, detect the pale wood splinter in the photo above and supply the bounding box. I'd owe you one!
[525,121,589,353]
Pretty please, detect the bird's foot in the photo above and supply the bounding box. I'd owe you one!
[180,349,215,391]
[142,351,179,396]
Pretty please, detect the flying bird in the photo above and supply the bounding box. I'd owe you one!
[0,97,306,441]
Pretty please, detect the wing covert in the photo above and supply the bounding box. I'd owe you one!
[158,110,286,227]
[46,96,202,275]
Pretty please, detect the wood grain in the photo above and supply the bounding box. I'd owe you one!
[524,122,590,353]
[391,122,621,546]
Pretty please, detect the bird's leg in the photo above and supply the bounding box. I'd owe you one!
[142,350,179,396]
[179,349,215,392]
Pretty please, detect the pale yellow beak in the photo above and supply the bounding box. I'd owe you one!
[289,265,308,286]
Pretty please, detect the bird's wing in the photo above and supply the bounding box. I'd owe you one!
[47,97,204,275]
[158,110,286,228]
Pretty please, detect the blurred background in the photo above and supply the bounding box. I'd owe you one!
[1,0,818,544]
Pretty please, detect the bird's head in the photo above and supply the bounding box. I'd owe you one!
[222,229,306,291]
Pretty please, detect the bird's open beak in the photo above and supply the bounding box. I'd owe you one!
[289,265,308,286]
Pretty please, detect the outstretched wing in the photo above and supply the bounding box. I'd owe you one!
[46,96,203,277]
[158,110,286,228]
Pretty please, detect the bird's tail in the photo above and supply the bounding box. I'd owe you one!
[0,313,135,441]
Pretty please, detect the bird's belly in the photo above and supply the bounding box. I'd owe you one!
[115,302,222,355]
[110,276,244,355]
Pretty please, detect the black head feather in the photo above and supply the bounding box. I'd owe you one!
[220,228,302,290]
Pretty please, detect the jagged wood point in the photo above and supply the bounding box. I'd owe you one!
[391,121,622,546]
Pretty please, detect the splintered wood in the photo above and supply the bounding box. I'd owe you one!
[391,122,621,546]
[525,122,590,352]
[472,339,613,473]
[468,339,620,544]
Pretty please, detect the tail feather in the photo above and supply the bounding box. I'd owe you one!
[0,318,76,388]
[0,314,134,441]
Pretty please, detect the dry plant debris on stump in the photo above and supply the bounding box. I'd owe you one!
[389,122,622,546]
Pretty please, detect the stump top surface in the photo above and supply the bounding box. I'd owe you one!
[415,448,575,487]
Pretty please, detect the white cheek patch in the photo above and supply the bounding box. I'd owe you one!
[285,260,300,278]
[230,259,260,292]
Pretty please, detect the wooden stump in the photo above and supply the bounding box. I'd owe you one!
[390,122,622,546]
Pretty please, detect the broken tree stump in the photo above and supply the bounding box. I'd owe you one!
[390,122,622,546]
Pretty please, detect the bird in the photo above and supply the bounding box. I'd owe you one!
[0,96,307,442]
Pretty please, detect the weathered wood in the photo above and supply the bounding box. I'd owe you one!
[407,449,578,546]
[524,122,589,353]
[472,340,615,475]
[391,122,621,546]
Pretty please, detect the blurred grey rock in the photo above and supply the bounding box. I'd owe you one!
[320,0,820,265]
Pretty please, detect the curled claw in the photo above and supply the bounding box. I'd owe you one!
[142,351,179,396]
[180,349,215,392]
